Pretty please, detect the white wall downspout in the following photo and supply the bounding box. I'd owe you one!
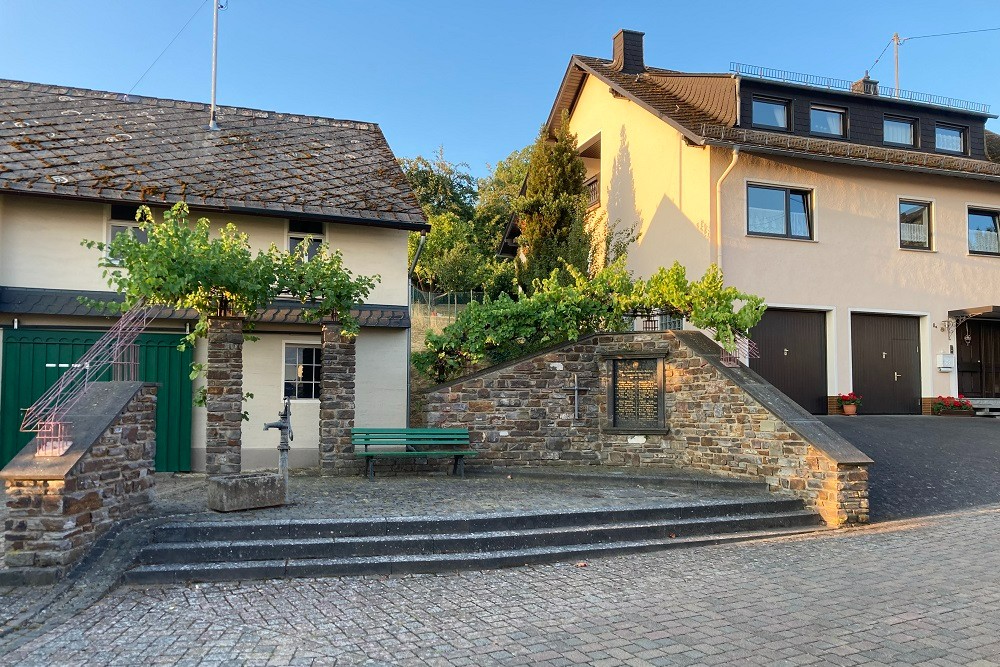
[714,147,740,271]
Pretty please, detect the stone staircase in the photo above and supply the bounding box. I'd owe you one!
[123,496,825,584]
[970,399,1000,418]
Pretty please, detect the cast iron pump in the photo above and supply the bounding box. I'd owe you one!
[263,396,293,501]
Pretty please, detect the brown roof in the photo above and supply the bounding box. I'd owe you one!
[550,56,1000,181]
[0,79,428,230]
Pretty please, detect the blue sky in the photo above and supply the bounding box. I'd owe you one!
[2,1,1000,178]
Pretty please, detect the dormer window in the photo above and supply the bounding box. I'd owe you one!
[810,105,846,137]
[752,97,789,131]
[884,116,916,147]
[935,123,967,154]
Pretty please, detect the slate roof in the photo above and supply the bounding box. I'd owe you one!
[0,286,409,328]
[550,56,1000,182]
[0,79,427,230]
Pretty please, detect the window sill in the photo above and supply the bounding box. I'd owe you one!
[935,149,968,157]
[899,246,936,253]
[285,398,320,403]
[751,124,791,133]
[745,234,817,243]
[809,132,847,140]
[968,251,1000,258]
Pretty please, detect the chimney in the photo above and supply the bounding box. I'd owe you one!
[612,29,645,74]
[851,71,879,96]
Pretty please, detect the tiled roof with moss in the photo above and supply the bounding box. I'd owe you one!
[0,79,427,229]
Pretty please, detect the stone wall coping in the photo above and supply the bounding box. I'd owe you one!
[0,381,152,481]
[673,331,874,466]
[423,334,604,394]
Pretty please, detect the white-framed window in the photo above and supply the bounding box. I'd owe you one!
[899,200,932,250]
[283,343,323,399]
[106,204,148,262]
[288,219,324,260]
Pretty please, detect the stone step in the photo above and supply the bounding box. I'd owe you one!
[123,524,828,585]
[138,510,821,565]
[153,497,807,543]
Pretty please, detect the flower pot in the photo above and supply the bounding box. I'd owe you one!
[842,404,858,416]
[935,409,974,417]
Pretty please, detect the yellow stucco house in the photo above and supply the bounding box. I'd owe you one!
[506,29,1000,416]
[0,79,427,471]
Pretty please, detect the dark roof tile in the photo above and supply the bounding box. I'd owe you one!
[0,79,427,228]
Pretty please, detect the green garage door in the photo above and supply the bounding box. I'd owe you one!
[1,329,193,471]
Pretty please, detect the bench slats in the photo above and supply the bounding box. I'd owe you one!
[351,428,475,480]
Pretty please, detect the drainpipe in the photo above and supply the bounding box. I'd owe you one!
[714,147,740,270]
[408,230,427,279]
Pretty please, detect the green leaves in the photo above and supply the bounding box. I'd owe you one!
[413,260,766,383]
[81,201,379,342]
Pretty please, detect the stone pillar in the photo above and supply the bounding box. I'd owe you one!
[319,322,357,475]
[205,316,244,475]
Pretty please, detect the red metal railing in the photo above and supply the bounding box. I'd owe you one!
[21,301,157,456]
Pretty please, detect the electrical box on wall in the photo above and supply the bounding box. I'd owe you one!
[937,353,956,372]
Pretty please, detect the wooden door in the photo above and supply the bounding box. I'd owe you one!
[750,309,828,414]
[851,314,921,414]
[958,321,1000,398]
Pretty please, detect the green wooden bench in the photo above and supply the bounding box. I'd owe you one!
[352,428,478,480]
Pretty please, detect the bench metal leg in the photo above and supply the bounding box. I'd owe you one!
[455,455,465,479]
[367,456,374,481]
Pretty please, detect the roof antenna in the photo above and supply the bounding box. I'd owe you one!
[208,0,220,130]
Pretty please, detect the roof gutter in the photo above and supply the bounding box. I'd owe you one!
[0,188,431,232]
[714,147,740,270]
[704,140,1000,185]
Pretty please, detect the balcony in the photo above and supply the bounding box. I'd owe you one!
[585,175,600,209]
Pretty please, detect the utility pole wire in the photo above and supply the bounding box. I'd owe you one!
[902,26,1000,42]
[127,0,211,95]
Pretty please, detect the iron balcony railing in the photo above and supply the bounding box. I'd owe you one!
[585,175,600,208]
[731,62,991,114]
[699,123,1000,178]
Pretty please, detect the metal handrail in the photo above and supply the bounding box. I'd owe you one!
[730,62,991,114]
[21,300,159,456]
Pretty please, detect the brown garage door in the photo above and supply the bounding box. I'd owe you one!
[851,314,921,414]
[750,309,828,415]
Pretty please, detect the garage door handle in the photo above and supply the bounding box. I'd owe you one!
[894,372,901,381]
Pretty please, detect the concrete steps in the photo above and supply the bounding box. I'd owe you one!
[124,498,825,584]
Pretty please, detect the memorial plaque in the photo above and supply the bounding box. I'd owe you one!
[612,358,662,428]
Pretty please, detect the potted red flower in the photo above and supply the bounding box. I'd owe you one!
[837,392,862,416]
[931,395,974,416]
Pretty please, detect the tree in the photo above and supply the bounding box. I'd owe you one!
[515,113,590,290]
[474,146,530,252]
[398,147,477,220]
[85,202,377,341]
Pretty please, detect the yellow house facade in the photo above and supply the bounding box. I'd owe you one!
[532,30,1000,415]
[0,79,425,471]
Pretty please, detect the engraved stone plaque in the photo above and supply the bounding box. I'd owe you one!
[612,358,661,428]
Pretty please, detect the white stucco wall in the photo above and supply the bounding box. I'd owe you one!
[714,149,1000,398]
[567,74,714,278]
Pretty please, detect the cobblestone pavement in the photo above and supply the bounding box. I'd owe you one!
[821,415,1000,521]
[4,503,1000,665]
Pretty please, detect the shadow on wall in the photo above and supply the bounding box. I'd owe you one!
[607,126,711,276]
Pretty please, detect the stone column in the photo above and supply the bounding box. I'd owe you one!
[319,321,357,476]
[205,316,244,475]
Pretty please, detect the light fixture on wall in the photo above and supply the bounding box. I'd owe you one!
[964,322,973,347]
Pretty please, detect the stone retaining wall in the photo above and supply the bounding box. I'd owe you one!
[423,331,871,526]
[1,383,157,582]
